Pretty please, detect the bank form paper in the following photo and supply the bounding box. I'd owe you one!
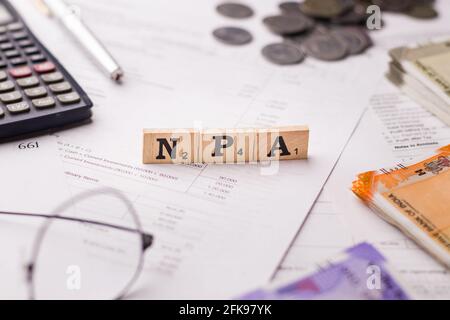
[14,0,385,298]
[277,79,450,299]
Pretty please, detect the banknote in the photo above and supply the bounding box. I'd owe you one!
[353,144,450,268]
[388,40,450,125]
[239,242,411,300]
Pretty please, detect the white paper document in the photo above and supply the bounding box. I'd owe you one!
[277,79,450,299]
[0,135,68,214]
[7,0,389,298]
[0,135,70,299]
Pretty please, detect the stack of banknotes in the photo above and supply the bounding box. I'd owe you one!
[388,40,450,126]
[240,243,411,300]
[352,144,450,268]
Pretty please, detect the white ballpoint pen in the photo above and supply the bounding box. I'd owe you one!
[41,0,124,82]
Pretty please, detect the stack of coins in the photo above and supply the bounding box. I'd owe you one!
[212,0,439,65]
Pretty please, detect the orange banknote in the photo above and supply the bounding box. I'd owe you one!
[352,144,450,268]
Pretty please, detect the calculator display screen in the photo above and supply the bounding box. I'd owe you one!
[0,4,12,24]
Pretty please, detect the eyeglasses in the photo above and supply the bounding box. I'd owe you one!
[0,188,153,299]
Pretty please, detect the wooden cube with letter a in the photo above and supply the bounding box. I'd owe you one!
[143,129,197,164]
[257,126,309,161]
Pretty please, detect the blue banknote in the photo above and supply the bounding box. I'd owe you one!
[240,243,411,300]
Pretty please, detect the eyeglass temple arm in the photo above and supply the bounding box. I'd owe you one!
[0,210,154,251]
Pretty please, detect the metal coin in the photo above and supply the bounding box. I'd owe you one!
[300,0,354,19]
[331,27,372,55]
[331,3,368,24]
[303,33,348,61]
[212,27,253,45]
[372,0,414,12]
[279,2,303,15]
[261,43,306,65]
[263,15,312,35]
[407,4,438,19]
[216,2,254,19]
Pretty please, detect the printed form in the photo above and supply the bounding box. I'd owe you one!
[277,79,450,299]
[276,6,450,299]
[11,0,386,298]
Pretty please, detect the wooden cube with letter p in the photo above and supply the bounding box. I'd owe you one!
[257,126,308,161]
[143,129,197,164]
[200,129,233,164]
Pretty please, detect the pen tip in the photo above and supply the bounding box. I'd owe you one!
[111,68,124,82]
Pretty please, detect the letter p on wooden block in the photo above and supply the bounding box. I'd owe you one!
[142,126,308,164]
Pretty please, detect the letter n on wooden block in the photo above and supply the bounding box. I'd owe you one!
[143,129,196,164]
[257,126,309,161]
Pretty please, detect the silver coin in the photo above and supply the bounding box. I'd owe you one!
[279,1,303,15]
[213,27,253,45]
[331,27,371,55]
[372,0,414,12]
[216,2,254,19]
[261,43,306,65]
[303,34,348,61]
[263,15,312,35]
[331,4,368,24]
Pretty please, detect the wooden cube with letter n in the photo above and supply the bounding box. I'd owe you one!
[257,126,308,161]
[143,129,197,164]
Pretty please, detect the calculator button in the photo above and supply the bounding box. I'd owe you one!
[17,76,39,88]
[57,92,80,104]
[0,106,3,117]
[41,71,63,83]
[34,62,55,73]
[0,60,6,68]
[18,39,32,48]
[0,71,7,82]
[12,31,28,41]
[24,86,47,98]
[6,101,29,114]
[7,23,24,32]
[32,96,55,109]
[0,80,14,92]
[1,91,22,104]
[0,35,8,43]
[5,50,20,58]
[10,57,27,66]
[24,47,39,55]
[0,43,14,51]
[30,54,46,63]
[9,66,32,78]
[0,26,6,34]
[50,81,71,94]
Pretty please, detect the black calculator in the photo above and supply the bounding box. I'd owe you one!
[0,0,92,140]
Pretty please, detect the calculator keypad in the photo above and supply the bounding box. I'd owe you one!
[6,101,29,113]
[0,18,89,135]
[1,91,22,103]
[24,86,47,98]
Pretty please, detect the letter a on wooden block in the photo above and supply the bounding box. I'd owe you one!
[257,126,309,161]
[143,129,196,164]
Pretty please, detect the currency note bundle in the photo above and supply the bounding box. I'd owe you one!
[388,40,450,126]
[352,144,450,268]
[240,242,411,300]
